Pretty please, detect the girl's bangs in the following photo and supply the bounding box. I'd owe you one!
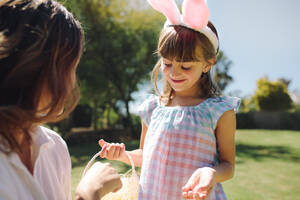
[158,26,200,62]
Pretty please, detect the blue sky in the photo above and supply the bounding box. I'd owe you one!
[207,0,300,96]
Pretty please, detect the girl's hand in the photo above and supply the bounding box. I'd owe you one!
[182,167,216,200]
[98,139,126,161]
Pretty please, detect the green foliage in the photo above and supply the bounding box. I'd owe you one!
[278,77,291,88]
[214,51,233,92]
[72,104,92,127]
[238,98,256,112]
[252,77,293,111]
[130,114,142,139]
[62,0,163,132]
[294,104,300,111]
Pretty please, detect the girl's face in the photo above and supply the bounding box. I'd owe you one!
[161,58,211,96]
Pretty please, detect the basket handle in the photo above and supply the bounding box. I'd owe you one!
[82,151,136,178]
[126,151,136,176]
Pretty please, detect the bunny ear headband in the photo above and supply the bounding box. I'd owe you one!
[148,0,219,54]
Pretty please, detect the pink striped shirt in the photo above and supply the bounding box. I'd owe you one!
[138,95,240,200]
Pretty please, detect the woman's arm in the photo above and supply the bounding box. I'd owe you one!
[75,162,122,200]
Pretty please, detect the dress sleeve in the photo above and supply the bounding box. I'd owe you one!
[137,95,159,127]
[209,96,241,130]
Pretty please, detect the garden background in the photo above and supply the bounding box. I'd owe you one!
[53,0,300,199]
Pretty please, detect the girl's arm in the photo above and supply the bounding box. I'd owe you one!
[99,121,148,167]
[212,109,236,182]
[118,121,148,167]
[182,110,236,199]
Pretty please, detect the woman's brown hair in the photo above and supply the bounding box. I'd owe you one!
[151,22,220,105]
[0,0,84,152]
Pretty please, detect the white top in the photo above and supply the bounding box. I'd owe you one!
[0,126,71,200]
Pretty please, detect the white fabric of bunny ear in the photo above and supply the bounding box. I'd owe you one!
[147,0,181,25]
[197,26,219,54]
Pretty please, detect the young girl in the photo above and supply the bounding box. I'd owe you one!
[0,0,121,199]
[99,0,240,199]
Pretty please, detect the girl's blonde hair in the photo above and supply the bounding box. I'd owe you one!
[151,22,221,105]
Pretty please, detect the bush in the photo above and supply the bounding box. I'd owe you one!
[236,113,255,129]
[286,112,300,130]
[252,77,293,111]
[236,111,300,130]
[130,114,142,139]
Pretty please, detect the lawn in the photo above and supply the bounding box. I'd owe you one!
[69,130,300,199]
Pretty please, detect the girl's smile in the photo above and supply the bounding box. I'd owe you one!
[170,78,186,84]
[162,58,211,96]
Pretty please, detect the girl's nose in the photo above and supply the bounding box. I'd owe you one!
[170,66,181,77]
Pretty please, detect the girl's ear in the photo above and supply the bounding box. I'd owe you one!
[203,57,216,72]
[203,64,212,73]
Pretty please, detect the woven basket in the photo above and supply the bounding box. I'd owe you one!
[82,151,139,200]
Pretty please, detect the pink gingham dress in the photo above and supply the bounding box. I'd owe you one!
[138,95,240,200]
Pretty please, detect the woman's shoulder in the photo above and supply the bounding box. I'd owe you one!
[39,126,67,143]
[37,126,69,152]
[36,126,71,169]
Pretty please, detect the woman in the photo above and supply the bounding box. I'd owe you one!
[0,0,121,199]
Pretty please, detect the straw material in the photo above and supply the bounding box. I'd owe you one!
[82,151,139,200]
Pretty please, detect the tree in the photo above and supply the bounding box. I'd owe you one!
[63,0,163,136]
[278,78,291,89]
[252,77,293,111]
[214,51,233,92]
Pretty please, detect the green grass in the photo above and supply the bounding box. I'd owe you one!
[223,130,300,200]
[69,130,300,199]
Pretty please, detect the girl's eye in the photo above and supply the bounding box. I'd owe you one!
[181,66,191,70]
[164,63,172,67]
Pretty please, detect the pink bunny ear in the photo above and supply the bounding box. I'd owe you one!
[182,0,210,30]
[147,0,181,25]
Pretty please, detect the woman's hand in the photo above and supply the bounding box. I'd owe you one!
[182,167,216,200]
[98,139,126,161]
[75,162,122,200]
